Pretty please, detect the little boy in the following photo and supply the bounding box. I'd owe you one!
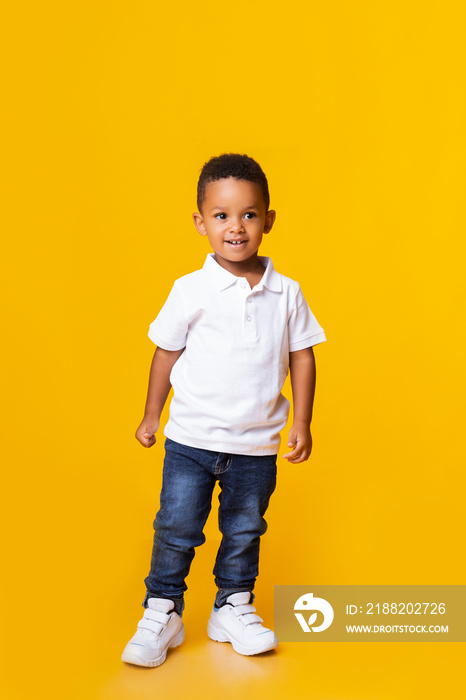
[121,153,326,667]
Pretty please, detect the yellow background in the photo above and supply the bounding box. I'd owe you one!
[1,1,465,698]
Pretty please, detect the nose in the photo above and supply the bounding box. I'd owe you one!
[229,217,245,233]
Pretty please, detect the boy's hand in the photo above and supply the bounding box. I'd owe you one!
[283,422,313,463]
[135,417,160,448]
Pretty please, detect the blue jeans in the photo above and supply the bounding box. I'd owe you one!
[143,438,277,616]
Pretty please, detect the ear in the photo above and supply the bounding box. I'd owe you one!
[263,209,276,234]
[192,212,207,236]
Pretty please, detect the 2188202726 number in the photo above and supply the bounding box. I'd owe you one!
[366,603,446,614]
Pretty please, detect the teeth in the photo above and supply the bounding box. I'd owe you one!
[228,241,244,245]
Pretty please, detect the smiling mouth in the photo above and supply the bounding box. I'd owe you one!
[225,240,247,246]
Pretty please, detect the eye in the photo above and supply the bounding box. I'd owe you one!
[214,213,227,220]
[244,212,256,219]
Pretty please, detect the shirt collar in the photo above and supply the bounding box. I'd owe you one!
[203,253,282,293]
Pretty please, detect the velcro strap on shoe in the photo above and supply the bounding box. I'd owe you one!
[146,609,170,624]
[137,609,170,633]
[230,604,264,626]
[137,617,163,634]
[231,604,256,617]
[241,613,264,626]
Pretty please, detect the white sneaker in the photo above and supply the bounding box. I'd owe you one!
[207,592,278,656]
[121,598,185,667]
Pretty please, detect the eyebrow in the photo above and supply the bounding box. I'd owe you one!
[209,205,260,212]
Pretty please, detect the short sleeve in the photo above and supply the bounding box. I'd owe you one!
[148,281,188,351]
[288,286,327,352]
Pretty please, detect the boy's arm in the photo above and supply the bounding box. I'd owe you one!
[283,347,316,464]
[135,346,185,448]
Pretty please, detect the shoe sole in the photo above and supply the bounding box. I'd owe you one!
[121,624,185,667]
[207,619,278,656]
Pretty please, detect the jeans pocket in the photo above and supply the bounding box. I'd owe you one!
[214,453,232,475]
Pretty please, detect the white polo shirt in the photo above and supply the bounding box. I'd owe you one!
[148,254,326,455]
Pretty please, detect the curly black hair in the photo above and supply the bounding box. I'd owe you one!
[197,153,270,213]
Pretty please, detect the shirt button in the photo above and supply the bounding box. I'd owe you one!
[247,316,252,322]
[240,281,247,289]
[247,297,252,303]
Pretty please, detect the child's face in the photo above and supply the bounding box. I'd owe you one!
[192,178,276,272]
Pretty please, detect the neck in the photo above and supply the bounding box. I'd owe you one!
[213,252,265,278]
